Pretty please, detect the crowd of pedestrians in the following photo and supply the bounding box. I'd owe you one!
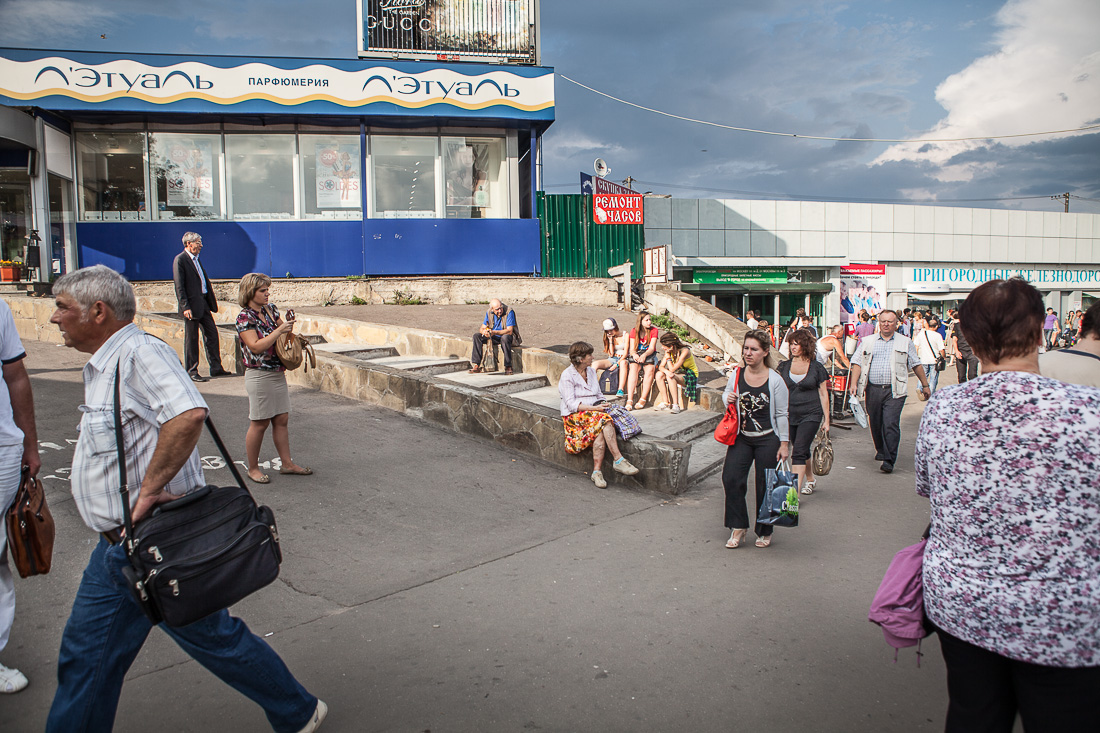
[1,252,1096,732]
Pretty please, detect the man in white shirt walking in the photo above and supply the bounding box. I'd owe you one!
[45,265,326,733]
[0,298,39,694]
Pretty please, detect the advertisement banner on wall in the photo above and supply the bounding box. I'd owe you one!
[693,267,787,284]
[358,0,536,63]
[0,50,554,121]
[840,264,886,323]
[581,173,643,224]
[161,137,213,208]
[315,145,361,208]
[905,266,1100,292]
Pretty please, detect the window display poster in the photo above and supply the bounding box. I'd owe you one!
[164,139,213,207]
[840,264,886,323]
[443,137,489,207]
[316,145,360,208]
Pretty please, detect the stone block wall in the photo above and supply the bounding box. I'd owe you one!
[132,276,620,309]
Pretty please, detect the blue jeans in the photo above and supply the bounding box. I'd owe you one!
[922,363,940,393]
[47,538,317,733]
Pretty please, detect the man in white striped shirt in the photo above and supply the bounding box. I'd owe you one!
[45,266,326,733]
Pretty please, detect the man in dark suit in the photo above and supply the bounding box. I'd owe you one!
[173,232,230,382]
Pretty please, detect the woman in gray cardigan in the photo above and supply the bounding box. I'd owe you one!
[721,331,790,548]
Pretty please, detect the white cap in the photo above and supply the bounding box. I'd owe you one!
[602,318,618,331]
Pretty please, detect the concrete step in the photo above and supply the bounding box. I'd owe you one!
[624,403,720,441]
[314,344,398,359]
[365,356,470,375]
[686,435,728,486]
[438,370,550,395]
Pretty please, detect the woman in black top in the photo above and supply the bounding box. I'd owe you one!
[776,328,830,495]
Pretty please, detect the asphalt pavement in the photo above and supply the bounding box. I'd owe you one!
[1,339,949,732]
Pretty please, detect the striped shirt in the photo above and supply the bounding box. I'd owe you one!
[71,324,208,532]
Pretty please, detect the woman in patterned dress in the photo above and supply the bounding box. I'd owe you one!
[915,277,1100,731]
[235,273,312,484]
[558,341,639,489]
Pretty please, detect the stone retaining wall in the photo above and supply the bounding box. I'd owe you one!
[5,295,691,494]
[133,276,619,309]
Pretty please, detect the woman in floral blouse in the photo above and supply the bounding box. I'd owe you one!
[915,277,1100,731]
[235,273,312,484]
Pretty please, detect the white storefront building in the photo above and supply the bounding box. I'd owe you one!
[644,198,1100,331]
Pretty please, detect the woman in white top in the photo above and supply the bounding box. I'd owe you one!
[593,318,627,396]
[720,331,790,549]
[558,341,639,488]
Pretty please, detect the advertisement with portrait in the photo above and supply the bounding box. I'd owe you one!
[158,137,214,208]
[840,264,886,323]
[359,0,536,63]
[316,144,360,208]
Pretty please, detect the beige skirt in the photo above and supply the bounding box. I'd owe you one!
[245,368,291,421]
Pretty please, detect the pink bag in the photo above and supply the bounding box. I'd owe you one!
[868,533,932,664]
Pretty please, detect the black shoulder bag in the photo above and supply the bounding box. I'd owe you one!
[113,367,282,627]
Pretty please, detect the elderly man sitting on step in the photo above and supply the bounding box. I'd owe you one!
[469,299,519,375]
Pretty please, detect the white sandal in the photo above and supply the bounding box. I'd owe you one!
[801,480,816,495]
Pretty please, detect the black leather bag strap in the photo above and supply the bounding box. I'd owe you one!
[113,363,254,553]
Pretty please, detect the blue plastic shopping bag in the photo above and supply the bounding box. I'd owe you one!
[758,460,800,527]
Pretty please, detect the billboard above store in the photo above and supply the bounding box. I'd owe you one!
[693,267,787,284]
[906,266,1100,292]
[0,49,554,122]
[358,0,539,64]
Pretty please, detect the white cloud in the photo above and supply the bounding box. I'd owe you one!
[873,0,1100,181]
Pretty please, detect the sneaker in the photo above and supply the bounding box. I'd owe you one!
[591,470,608,488]
[615,389,625,397]
[0,663,28,694]
[670,405,681,414]
[296,700,328,733]
[653,403,670,411]
[613,458,639,476]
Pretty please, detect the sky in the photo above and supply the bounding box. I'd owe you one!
[2,0,1098,214]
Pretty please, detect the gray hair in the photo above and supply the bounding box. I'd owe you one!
[53,265,136,322]
[182,231,202,245]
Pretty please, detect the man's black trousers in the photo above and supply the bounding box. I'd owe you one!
[864,383,905,466]
[184,312,225,376]
[471,332,513,369]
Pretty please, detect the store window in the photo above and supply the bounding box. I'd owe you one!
[76,132,148,220]
[0,169,32,264]
[226,135,296,219]
[300,135,362,219]
[442,137,506,218]
[48,175,75,275]
[149,133,223,220]
[371,136,438,218]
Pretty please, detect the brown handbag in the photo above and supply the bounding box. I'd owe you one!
[274,331,316,372]
[5,469,54,577]
[811,426,834,476]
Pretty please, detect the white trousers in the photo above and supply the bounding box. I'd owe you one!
[0,444,25,653]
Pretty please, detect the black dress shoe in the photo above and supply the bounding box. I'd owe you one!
[880,462,894,474]
[190,374,209,383]
[209,369,233,378]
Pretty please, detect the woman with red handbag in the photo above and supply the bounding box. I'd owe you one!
[720,331,789,549]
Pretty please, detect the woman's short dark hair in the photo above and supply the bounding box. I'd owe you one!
[568,341,594,366]
[787,328,816,359]
[1081,301,1099,339]
[957,278,1043,363]
[743,330,771,354]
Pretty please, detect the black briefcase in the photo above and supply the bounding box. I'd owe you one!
[113,371,282,627]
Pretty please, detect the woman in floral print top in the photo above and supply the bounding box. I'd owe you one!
[914,278,1100,731]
